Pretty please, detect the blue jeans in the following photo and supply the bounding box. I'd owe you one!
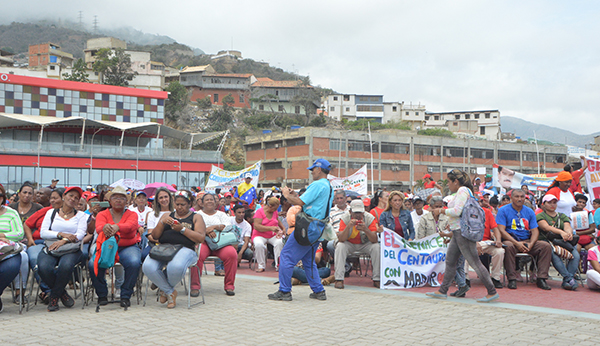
[142,247,197,295]
[37,250,82,298]
[88,245,141,299]
[27,244,51,294]
[292,266,330,283]
[215,244,253,271]
[0,255,21,295]
[278,234,324,293]
[551,247,580,282]
[454,255,467,287]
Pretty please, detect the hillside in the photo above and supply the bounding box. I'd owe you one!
[500,116,599,148]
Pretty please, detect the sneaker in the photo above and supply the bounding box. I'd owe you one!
[309,290,327,300]
[492,278,503,289]
[114,288,121,299]
[449,285,470,297]
[48,297,60,312]
[97,296,109,306]
[167,290,178,309]
[561,281,574,290]
[225,290,235,296]
[120,298,131,308]
[268,290,292,301]
[60,292,75,308]
[569,278,579,290]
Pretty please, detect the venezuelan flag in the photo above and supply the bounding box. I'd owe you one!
[236,182,257,207]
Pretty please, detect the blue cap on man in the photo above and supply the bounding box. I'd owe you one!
[307,158,331,171]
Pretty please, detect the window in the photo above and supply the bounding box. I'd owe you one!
[474,114,480,119]
[49,65,56,70]
[275,90,279,96]
[485,113,490,119]
[498,150,520,161]
[392,106,397,112]
[434,116,439,121]
[181,76,187,82]
[357,105,383,112]
[465,114,471,119]
[263,162,283,170]
[425,116,430,120]
[414,145,439,156]
[213,94,219,103]
[329,139,346,151]
[245,143,261,151]
[546,154,564,163]
[380,143,409,154]
[522,152,536,161]
[358,97,369,102]
[278,105,284,112]
[343,95,350,101]
[480,126,486,135]
[140,64,145,69]
[380,163,410,171]
[406,112,409,115]
[258,104,264,111]
[471,149,493,159]
[455,114,460,120]
[239,94,244,103]
[265,141,282,149]
[287,138,305,146]
[345,107,350,112]
[370,97,379,101]
[348,140,378,152]
[333,96,338,101]
[453,122,458,126]
[416,112,419,116]
[330,106,335,111]
[445,147,465,158]
[348,161,368,169]
[295,106,300,114]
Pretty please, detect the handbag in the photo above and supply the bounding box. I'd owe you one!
[205,225,240,251]
[294,186,333,246]
[43,209,81,257]
[551,243,574,260]
[0,239,24,261]
[149,244,184,262]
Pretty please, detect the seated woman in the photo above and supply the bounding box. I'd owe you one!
[379,191,414,240]
[191,193,238,296]
[586,236,600,290]
[416,196,449,239]
[25,188,65,304]
[536,194,580,290]
[142,190,205,308]
[0,183,25,311]
[252,197,285,272]
[144,188,174,260]
[38,186,87,312]
[89,186,141,308]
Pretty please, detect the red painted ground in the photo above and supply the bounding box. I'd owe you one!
[217,260,600,315]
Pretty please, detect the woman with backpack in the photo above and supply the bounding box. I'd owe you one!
[37,186,88,312]
[426,169,499,303]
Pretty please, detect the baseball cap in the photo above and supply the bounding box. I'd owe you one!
[244,172,253,179]
[362,197,371,207]
[556,171,573,182]
[542,194,558,203]
[64,186,83,199]
[52,179,59,182]
[86,193,98,202]
[135,191,147,198]
[485,174,492,178]
[307,158,331,171]
[350,199,365,213]
[423,174,432,180]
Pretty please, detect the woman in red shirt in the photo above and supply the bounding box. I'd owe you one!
[89,186,141,308]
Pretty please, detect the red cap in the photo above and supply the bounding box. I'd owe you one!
[64,186,83,199]
[363,198,371,207]
[423,174,432,180]
[86,193,98,202]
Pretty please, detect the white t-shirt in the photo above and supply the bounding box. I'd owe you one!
[411,209,429,229]
[147,211,170,230]
[556,190,576,216]
[229,216,252,245]
[128,205,152,227]
[197,210,230,227]
[40,209,88,242]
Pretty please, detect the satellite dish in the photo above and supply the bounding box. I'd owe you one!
[416,126,421,131]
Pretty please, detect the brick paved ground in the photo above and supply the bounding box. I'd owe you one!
[1,270,598,346]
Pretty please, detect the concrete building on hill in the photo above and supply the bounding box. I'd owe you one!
[244,127,566,190]
[424,110,501,141]
[251,78,317,114]
[28,43,74,79]
[0,49,14,67]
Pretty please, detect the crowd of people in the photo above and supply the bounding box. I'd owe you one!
[1,157,600,313]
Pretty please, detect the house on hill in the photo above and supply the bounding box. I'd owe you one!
[250,78,317,114]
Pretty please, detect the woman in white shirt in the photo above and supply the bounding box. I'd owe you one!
[37,186,87,312]
[143,188,173,259]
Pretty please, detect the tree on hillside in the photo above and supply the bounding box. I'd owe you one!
[62,58,89,82]
[291,88,320,125]
[222,94,235,107]
[164,81,188,120]
[92,48,137,86]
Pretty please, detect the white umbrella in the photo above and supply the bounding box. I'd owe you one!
[110,179,145,190]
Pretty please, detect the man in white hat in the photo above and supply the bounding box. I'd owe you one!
[234,172,257,209]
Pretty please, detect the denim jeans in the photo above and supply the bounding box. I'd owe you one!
[215,244,253,271]
[0,255,21,295]
[88,245,141,300]
[37,250,82,298]
[142,247,197,295]
[454,255,467,287]
[292,266,331,283]
[551,247,580,282]
[279,234,324,293]
[27,244,51,293]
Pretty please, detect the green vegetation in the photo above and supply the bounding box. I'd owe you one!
[417,128,455,137]
[92,48,137,86]
[343,119,412,131]
[164,81,188,119]
[196,96,212,109]
[62,58,89,82]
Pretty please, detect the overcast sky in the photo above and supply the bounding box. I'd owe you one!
[4,1,600,135]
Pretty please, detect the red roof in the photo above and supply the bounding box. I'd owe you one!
[0,73,168,99]
[251,78,311,88]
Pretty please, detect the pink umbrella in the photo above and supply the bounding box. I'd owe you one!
[142,182,177,197]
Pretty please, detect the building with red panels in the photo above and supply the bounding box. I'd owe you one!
[0,73,221,191]
[244,127,567,190]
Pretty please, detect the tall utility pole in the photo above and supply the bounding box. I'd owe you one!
[93,15,98,34]
[78,11,83,29]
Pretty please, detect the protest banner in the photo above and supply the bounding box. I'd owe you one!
[380,229,447,289]
[584,157,600,201]
[205,161,261,193]
[327,165,368,195]
[492,164,558,192]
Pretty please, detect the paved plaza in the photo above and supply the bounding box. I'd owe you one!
[1,271,599,346]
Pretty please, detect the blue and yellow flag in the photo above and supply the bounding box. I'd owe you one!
[235,182,257,207]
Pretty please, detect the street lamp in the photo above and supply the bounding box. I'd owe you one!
[367,121,375,195]
[338,130,351,177]
[133,130,148,180]
[86,127,104,185]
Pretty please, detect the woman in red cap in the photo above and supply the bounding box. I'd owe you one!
[545,171,576,216]
[423,174,441,190]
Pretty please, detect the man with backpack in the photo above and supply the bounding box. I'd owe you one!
[268,159,333,301]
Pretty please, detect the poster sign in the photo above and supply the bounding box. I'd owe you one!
[584,157,600,202]
[327,165,368,195]
[492,165,559,191]
[380,229,448,289]
[205,161,261,193]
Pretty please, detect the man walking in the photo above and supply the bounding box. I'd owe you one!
[269,159,333,301]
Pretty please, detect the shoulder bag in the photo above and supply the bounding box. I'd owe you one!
[294,186,333,246]
[205,225,240,251]
[43,209,81,257]
[149,243,184,262]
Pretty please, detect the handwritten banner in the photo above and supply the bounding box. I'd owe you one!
[327,165,368,195]
[205,161,261,193]
[380,229,447,289]
[584,157,600,202]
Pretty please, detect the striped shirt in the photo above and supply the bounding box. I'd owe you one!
[0,207,25,241]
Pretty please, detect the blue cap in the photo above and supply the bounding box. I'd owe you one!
[307,159,331,171]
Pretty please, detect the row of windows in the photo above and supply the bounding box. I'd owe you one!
[257,104,301,113]
[247,138,306,151]
[0,167,206,193]
[357,105,383,112]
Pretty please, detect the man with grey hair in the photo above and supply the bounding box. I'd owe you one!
[36,187,52,207]
[327,189,349,258]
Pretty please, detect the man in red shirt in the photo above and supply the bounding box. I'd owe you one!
[475,195,505,288]
[565,155,587,194]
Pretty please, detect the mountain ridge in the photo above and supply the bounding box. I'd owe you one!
[500,116,599,148]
